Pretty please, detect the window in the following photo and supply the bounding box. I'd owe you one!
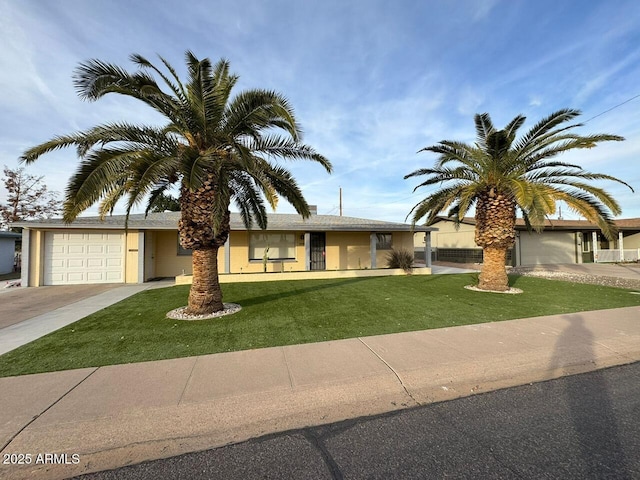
[249,232,296,260]
[376,233,392,250]
[177,234,192,256]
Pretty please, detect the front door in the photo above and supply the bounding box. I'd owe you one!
[310,233,326,270]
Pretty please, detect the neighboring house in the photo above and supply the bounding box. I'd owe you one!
[416,216,640,266]
[0,231,21,274]
[16,210,434,286]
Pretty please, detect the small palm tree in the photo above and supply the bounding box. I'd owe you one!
[405,109,632,291]
[21,51,331,314]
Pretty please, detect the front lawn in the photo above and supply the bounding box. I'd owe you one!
[0,274,638,377]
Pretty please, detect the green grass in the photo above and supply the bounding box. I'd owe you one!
[1,274,639,377]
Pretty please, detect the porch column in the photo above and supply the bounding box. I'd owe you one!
[224,236,231,274]
[304,233,311,271]
[576,233,583,264]
[592,231,599,263]
[370,233,377,269]
[512,232,521,267]
[619,231,624,262]
[21,228,30,287]
[424,232,432,268]
[137,232,145,283]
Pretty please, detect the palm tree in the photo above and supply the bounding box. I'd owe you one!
[405,109,632,292]
[21,51,332,314]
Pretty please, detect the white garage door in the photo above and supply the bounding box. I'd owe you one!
[519,232,576,265]
[44,231,125,285]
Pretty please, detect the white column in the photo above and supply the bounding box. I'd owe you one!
[619,231,624,262]
[21,228,30,287]
[576,233,583,264]
[424,232,432,268]
[137,232,145,283]
[224,236,231,274]
[592,231,598,263]
[304,233,311,271]
[370,233,377,269]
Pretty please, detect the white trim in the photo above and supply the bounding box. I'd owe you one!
[21,229,30,287]
[138,232,145,284]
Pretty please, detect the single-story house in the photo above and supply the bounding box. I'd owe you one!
[0,231,21,274]
[15,210,434,286]
[415,216,640,266]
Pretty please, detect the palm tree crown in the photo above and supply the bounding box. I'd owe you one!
[405,109,632,291]
[21,51,332,313]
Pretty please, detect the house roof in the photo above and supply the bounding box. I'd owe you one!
[15,212,434,233]
[432,216,640,231]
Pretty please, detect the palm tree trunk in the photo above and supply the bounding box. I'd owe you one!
[474,188,516,292]
[187,246,224,315]
[179,175,230,316]
[478,247,509,291]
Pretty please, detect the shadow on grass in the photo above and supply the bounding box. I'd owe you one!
[233,276,378,308]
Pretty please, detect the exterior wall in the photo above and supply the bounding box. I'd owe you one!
[125,231,140,283]
[28,229,45,286]
[326,231,370,270]
[0,238,16,274]
[623,232,640,249]
[154,230,200,277]
[518,231,577,265]
[376,232,415,268]
[417,221,476,249]
[153,230,416,277]
[228,230,306,273]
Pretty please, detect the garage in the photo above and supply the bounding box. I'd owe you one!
[518,231,577,265]
[44,231,125,285]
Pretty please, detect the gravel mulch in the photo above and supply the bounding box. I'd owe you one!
[166,303,242,320]
[510,266,640,290]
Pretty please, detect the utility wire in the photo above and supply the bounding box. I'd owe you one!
[583,94,640,123]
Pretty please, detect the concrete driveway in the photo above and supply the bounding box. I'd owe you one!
[0,284,122,329]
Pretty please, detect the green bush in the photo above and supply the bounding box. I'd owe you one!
[386,248,414,273]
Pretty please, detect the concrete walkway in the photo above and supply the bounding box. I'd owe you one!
[1,305,638,480]
[0,282,172,356]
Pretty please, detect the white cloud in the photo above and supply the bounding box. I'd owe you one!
[1,0,639,224]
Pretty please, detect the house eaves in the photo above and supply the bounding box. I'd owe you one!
[432,216,640,232]
[14,212,434,233]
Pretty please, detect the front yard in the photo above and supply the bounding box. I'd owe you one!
[0,273,638,377]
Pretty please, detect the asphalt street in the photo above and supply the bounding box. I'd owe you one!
[75,361,640,480]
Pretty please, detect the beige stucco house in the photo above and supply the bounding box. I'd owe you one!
[415,216,640,266]
[16,211,433,286]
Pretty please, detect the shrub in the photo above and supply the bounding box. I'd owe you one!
[386,248,414,273]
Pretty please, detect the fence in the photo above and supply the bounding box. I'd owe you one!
[595,249,640,263]
[426,248,514,265]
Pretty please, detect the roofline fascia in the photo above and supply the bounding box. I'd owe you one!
[13,223,435,233]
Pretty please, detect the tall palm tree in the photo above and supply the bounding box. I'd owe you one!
[21,51,332,314]
[405,109,632,292]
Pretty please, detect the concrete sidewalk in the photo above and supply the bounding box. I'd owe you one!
[1,305,638,480]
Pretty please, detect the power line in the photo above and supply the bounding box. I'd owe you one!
[583,94,640,123]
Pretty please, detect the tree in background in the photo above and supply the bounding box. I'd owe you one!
[21,52,331,315]
[148,192,180,212]
[0,166,62,231]
[405,109,633,292]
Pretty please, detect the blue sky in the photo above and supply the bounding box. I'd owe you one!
[1,0,639,223]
